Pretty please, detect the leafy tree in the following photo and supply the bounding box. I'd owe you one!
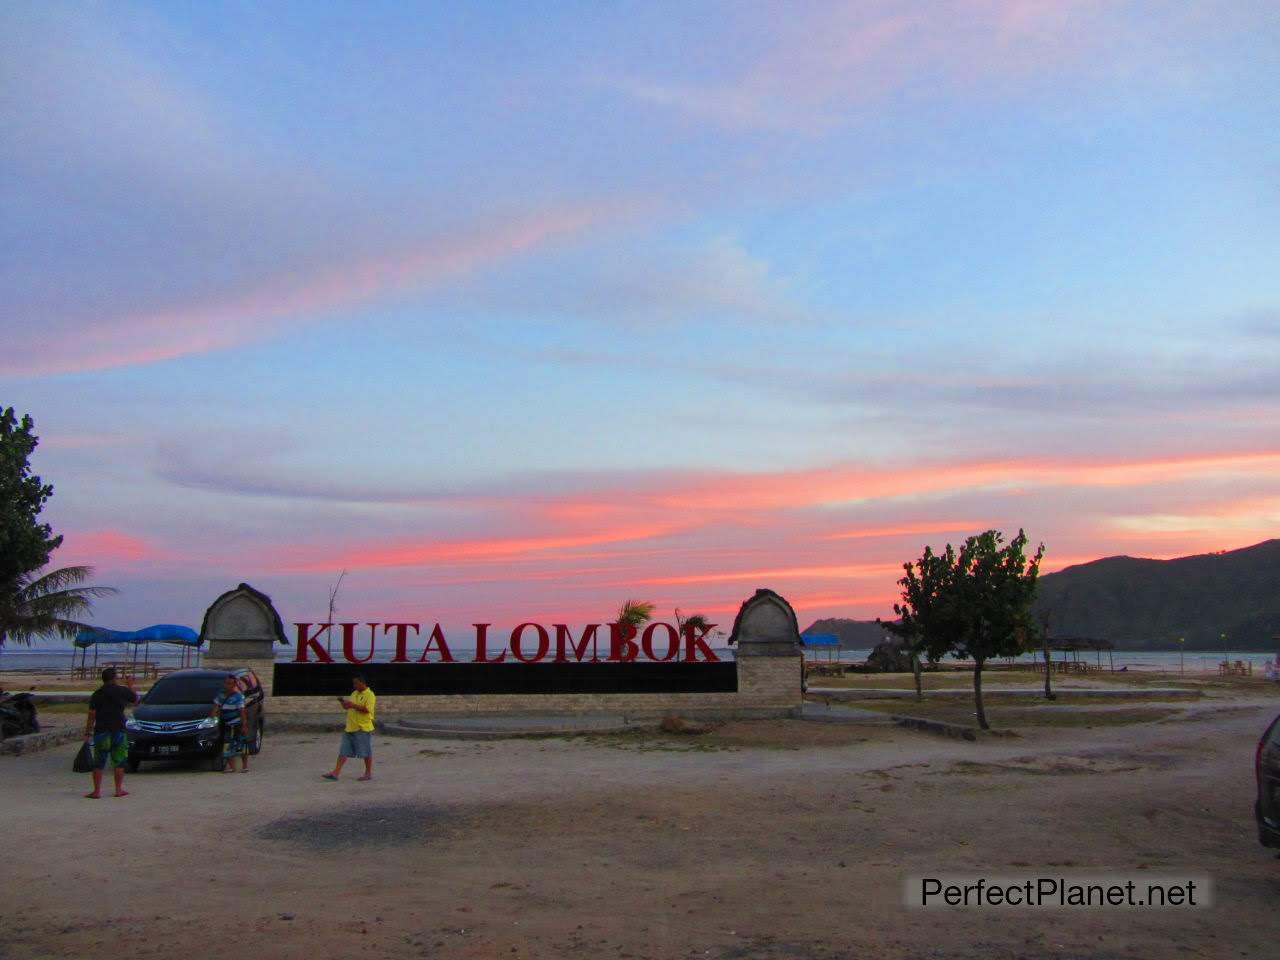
[0,407,116,648]
[0,566,117,647]
[889,530,1044,729]
[1,408,62,597]
[953,529,1044,729]
[883,543,965,701]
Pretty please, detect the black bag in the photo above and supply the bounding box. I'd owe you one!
[72,740,95,773]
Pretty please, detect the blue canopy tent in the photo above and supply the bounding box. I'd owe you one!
[73,624,202,678]
[800,632,841,663]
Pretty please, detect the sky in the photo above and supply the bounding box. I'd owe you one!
[2,1,1278,640]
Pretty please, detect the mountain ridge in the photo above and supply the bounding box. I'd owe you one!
[1033,537,1280,649]
[803,539,1280,651]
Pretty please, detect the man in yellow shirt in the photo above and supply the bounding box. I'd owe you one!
[322,674,376,781]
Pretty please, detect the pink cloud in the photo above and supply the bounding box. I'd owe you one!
[59,528,165,566]
[632,563,901,587]
[822,520,990,540]
[188,445,1280,626]
[7,201,631,377]
[275,522,682,574]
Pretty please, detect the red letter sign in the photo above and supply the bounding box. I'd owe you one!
[608,622,640,662]
[417,624,455,663]
[642,622,680,662]
[384,623,420,663]
[293,623,334,663]
[510,623,550,663]
[473,623,506,663]
[553,624,601,663]
[339,623,377,664]
[682,622,719,662]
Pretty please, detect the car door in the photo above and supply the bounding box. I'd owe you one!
[1258,714,1280,841]
[240,671,265,741]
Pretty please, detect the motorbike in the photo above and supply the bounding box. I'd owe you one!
[0,688,40,739]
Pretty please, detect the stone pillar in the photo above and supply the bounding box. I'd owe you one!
[199,583,287,696]
[728,588,804,713]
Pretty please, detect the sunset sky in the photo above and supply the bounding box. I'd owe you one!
[3,2,1278,639]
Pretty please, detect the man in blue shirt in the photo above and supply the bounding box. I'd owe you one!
[210,674,250,772]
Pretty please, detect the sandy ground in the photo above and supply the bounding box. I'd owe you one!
[3,700,1280,960]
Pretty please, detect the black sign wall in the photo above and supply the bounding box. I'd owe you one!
[272,660,739,697]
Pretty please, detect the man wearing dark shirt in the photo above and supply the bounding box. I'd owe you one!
[84,667,138,799]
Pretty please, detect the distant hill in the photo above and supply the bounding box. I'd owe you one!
[801,618,894,649]
[1034,539,1280,650]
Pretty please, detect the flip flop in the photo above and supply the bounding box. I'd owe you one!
[321,773,339,781]
[113,791,129,798]
[357,775,372,782]
[84,793,100,799]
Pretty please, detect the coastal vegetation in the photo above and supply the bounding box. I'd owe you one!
[0,406,114,647]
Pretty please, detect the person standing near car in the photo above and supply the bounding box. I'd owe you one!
[210,674,250,773]
[83,667,137,799]
[322,673,375,781]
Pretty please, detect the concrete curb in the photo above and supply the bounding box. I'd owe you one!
[0,727,82,756]
[799,702,894,725]
[888,715,979,740]
[887,715,1018,740]
[380,722,638,740]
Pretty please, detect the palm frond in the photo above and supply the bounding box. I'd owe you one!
[20,565,99,595]
[0,565,116,648]
[616,598,656,628]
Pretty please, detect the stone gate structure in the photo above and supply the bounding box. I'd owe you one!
[197,584,804,719]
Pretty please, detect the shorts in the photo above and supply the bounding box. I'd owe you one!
[222,724,248,758]
[339,731,372,758]
[92,731,129,770]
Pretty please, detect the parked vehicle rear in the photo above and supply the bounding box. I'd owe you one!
[1256,713,1280,849]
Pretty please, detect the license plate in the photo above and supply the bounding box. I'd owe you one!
[154,745,179,755]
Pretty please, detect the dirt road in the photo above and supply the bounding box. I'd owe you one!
[2,703,1278,959]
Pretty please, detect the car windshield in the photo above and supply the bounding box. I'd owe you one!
[144,676,226,705]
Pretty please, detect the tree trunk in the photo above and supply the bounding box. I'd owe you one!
[912,651,923,701]
[973,657,989,730]
[1043,644,1055,701]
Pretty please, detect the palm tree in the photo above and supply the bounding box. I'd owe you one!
[617,599,655,633]
[0,566,117,647]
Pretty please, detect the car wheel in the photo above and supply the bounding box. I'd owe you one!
[125,757,140,773]
[249,721,264,755]
[208,746,226,772]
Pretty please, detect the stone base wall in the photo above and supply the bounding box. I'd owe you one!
[265,655,802,719]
